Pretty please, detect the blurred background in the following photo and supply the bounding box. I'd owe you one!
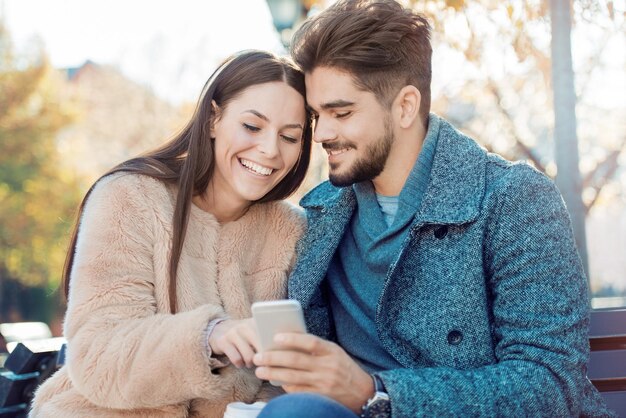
[0,0,624,337]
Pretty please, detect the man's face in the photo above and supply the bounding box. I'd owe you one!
[305,66,395,187]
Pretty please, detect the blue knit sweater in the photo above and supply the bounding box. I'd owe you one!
[328,116,440,373]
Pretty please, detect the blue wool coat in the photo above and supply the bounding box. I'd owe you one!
[288,116,613,417]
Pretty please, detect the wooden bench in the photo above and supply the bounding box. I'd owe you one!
[589,308,626,416]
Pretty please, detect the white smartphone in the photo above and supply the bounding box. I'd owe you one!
[251,299,307,386]
[252,299,307,351]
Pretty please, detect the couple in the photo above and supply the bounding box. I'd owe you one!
[31,1,613,417]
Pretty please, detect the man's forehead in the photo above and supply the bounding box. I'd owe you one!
[304,67,366,109]
[305,66,357,89]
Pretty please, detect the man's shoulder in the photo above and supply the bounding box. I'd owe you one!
[480,154,566,221]
[484,153,555,194]
[436,115,551,189]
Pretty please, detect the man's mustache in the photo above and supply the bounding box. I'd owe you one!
[322,142,356,151]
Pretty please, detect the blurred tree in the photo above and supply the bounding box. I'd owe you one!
[406,0,625,277]
[550,0,588,277]
[58,61,185,185]
[0,24,81,325]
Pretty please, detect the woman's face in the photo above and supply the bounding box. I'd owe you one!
[209,81,306,208]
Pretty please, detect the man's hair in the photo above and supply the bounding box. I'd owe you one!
[291,0,432,128]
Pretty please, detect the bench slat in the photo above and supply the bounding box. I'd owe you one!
[589,335,626,351]
[591,378,626,393]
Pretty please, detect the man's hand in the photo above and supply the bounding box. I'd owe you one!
[253,333,374,413]
[208,318,259,368]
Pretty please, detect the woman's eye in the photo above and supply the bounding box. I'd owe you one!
[243,123,260,132]
[281,135,300,144]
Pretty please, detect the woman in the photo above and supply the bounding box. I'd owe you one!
[31,50,313,418]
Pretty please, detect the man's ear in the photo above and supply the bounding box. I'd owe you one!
[209,100,221,138]
[393,85,421,129]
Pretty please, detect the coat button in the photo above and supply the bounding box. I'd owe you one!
[447,330,463,345]
[434,226,448,239]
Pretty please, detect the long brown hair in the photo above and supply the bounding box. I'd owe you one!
[291,0,432,127]
[62,50,313,313]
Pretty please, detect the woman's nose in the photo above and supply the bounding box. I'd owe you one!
[256,133,280,158]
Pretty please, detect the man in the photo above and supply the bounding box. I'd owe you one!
[253,1,613,416]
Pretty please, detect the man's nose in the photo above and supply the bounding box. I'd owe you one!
[313,116,337,144]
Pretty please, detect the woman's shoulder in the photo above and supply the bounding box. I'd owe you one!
[89,172,173,211]
[78,173,175,234]
[78,173,173,240]
[93,172,169,197]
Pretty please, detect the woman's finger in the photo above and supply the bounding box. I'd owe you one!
[240,319,261,351]
[222,344,244,368]
[230,332,257,367]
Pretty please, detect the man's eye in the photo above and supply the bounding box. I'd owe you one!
[336,111,351,118]
[243,123,260,132]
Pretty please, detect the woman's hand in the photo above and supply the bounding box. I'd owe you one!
[208,318,259,368]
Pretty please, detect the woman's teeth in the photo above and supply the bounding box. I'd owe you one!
[240,159,273,176]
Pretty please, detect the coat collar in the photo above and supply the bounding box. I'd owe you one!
[300,114,486,226]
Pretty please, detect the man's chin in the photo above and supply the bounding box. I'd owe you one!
[328,157,386,187]
[328,171,358,188]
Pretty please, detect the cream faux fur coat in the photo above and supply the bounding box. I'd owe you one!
[30,173,305,418]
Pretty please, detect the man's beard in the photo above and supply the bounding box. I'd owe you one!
[327,117,394,187]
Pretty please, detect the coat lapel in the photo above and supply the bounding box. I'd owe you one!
[288,184,356,308]
[413,118,487,226]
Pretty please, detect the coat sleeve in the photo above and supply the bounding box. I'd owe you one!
[378,167,597,417]
[64,174,232,409]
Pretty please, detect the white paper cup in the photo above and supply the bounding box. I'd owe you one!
[223,401,267,418]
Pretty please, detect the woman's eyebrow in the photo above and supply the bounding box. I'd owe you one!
[243,109,269,121]
[243,109,303,130]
